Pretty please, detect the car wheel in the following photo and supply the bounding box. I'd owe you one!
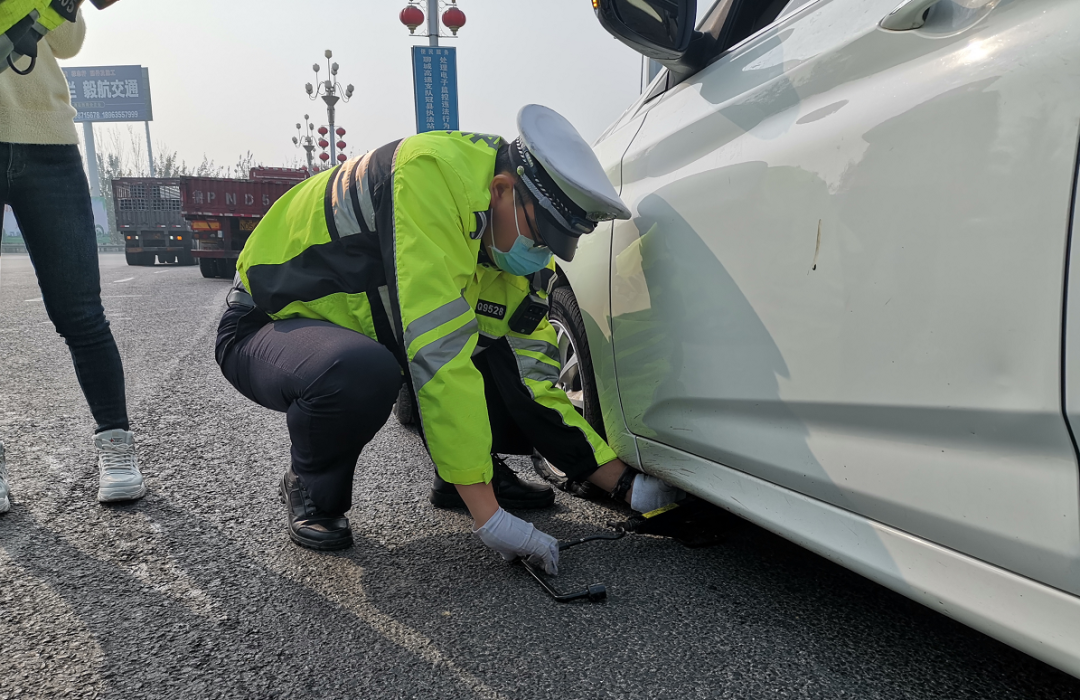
[533,285,605,498]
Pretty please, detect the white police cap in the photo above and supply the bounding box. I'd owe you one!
[511,104,631,261]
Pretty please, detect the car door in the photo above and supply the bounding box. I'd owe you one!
[608,0,1080,593]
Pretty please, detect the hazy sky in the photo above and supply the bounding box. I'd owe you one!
[62,0,649,174]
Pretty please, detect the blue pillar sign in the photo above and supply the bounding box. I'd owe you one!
[412,47,459,133]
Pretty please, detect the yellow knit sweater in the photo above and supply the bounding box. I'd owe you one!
[0,10,86,145]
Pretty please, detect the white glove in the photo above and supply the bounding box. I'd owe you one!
[630,474,685,513]
[473,507,559,575]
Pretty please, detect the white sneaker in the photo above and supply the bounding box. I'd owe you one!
[0,441,10,513]
[95,429,146,503]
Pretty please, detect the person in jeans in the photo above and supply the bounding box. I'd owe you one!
[0,8,144,514]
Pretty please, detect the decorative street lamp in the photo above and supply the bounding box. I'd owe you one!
[305,49,354,163]
[291,115,318,173]
[399,0,466,46]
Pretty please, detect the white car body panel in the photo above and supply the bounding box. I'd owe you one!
[1063,157,1080,470]
[636,436,1080,678]
[568,0,1080,676]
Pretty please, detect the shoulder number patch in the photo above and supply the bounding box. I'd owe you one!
[476,300,507,320]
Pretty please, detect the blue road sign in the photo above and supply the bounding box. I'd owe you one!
[412,47,458,133]
[61,65,153,123]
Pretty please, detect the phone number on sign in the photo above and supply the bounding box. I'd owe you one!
[76,110,142,120]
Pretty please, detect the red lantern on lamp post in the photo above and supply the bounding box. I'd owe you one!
[319,152,330,162]
[442,6,465,35]
[400,4,424,33]
[402,1,466,43]
[335,127,346,137]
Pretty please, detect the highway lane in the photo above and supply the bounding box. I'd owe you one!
[1,253,1078,699]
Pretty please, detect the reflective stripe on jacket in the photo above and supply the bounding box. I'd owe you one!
[237,131,615,484]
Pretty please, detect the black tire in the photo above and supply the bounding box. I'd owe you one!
[140,252,156,266]
[177,250,195,266]
[215,258,236,279]
[125,251,141,266]
[199,258,216,278]
[394,383,419,430]
[534,285,605,498]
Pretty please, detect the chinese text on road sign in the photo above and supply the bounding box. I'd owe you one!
[60,65,152,123]
[411,47,459,134]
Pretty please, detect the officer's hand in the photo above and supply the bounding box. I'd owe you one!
[473,508,559,575]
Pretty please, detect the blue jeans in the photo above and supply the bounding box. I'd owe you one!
[1,142,129,433]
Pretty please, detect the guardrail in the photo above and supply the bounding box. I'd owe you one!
[1,244,126,255]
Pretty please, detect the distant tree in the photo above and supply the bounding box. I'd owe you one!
[193,155,224,178]
[230,150,261,179]
[153,148,187,178]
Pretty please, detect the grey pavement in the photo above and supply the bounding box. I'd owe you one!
[1,253,1079,700]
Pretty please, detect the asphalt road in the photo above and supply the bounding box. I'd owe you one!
[1,253,1079,700]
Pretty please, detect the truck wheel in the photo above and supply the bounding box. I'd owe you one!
[125,251,141,266]
[199,258,216,278]
[140,252,157,266]
[532,285,605,498]
[177,250,195,266]
[215,258,235,279]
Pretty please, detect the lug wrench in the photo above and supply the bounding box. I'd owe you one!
[518,530,625,603]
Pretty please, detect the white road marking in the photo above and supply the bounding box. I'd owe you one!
[24,297,42,302]
[111,277,134,284]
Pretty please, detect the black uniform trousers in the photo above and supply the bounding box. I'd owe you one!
[215,303,598,515]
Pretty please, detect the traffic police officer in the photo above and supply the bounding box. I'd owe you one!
[215,105,682,573]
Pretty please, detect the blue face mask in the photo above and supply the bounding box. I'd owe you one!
[489,189,553,276]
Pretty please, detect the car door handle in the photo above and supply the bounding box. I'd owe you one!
[880,0,940,30]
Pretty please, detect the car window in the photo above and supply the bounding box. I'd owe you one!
[710,0,792,57]
[777,0,817,20]
[643,0,814,104]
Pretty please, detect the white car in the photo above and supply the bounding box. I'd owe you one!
[550,0,1080,677]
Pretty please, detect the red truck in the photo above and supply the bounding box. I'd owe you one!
[181,167,308,279]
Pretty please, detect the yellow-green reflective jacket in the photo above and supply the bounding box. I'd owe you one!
[237,131,616,484]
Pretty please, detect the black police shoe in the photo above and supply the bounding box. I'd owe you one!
[429,455,556,510]
[279,470,353,551]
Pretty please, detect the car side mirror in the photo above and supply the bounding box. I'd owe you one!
[594,0,697,62]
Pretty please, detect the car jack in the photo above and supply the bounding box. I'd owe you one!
[614,497,731,549]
